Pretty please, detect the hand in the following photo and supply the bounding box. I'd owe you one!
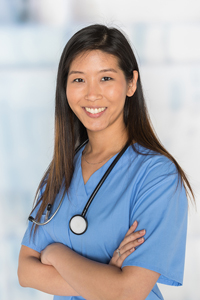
[109,221,145,268]
[41,243,61,266]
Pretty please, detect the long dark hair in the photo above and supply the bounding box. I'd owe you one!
[32,24,195,228]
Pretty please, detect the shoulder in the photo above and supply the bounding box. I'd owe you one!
[127,143,178,178]
[126,145,188,212]
[126,144,184,202]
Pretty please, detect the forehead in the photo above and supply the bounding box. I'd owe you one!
[69,50,120,70]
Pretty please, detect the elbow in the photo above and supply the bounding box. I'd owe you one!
[17,265,28,287]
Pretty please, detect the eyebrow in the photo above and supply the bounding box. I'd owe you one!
[68,68,118,76]
[68,71,84,75]
[99,68,118,73]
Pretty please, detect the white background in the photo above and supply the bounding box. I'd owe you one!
[0,0,199,299]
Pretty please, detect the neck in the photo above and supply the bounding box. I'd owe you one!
[85,126,129,156]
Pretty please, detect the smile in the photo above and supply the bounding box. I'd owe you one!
[84,107,106,114]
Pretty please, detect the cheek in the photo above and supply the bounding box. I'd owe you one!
[66,87,77,110]
[66,86,72,103]
[106,84,127,105]
[66,88,83,120]
[66,85,84,105]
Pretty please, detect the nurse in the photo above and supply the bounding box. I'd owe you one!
[18,24,194,300]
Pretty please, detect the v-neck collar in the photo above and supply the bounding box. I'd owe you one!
[78,145,119,196]
[69,144,135,210]
[72,143,134,200]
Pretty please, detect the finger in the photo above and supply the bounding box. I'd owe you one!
[124,220,138,237]
[115,237,145,268]
[110,235,145,268]
[119,237,145,255]
[115,247,135,268]
[118,229,145,249]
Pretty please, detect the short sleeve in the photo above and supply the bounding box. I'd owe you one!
[21,189,54,253]
[122,156,188,286]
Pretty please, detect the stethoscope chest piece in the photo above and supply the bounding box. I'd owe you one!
[69,215,88,235]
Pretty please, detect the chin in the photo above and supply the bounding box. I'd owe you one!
[82,121,106,132]
[86,125,107,133]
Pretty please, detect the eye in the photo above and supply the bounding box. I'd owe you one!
[73,78,84,83]
[101,76,112,81]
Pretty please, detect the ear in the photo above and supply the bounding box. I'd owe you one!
[126,71,138,97]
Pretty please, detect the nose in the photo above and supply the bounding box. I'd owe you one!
[84,80,102,101]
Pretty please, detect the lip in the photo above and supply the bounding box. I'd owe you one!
[82,107,107,118]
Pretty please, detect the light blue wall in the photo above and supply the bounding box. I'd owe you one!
[0,1,199,299]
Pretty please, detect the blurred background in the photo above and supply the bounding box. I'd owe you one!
[0,0,199,299]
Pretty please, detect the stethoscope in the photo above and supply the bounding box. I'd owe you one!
[29,140,130,235]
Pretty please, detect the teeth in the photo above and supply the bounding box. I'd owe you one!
[85,107,106,114]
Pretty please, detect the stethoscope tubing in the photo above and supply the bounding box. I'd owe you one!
[81,141,130,217]
[28,140,89,226]
[28,196,64,226]
[29,139,130,231]
[68,141,130,235]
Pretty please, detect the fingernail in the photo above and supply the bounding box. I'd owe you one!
[139,229,145,234]
[132,221,137,226]
[130,247,135,252]
[138,237,144,243]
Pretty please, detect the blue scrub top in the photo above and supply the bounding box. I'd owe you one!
[22,144,188,300]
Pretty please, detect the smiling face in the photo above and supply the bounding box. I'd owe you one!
[66,50,137,136]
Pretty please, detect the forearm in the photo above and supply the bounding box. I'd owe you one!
[18,254,79,296]
[47,244,128,300]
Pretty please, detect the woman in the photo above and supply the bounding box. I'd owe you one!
[18,24,194,300]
